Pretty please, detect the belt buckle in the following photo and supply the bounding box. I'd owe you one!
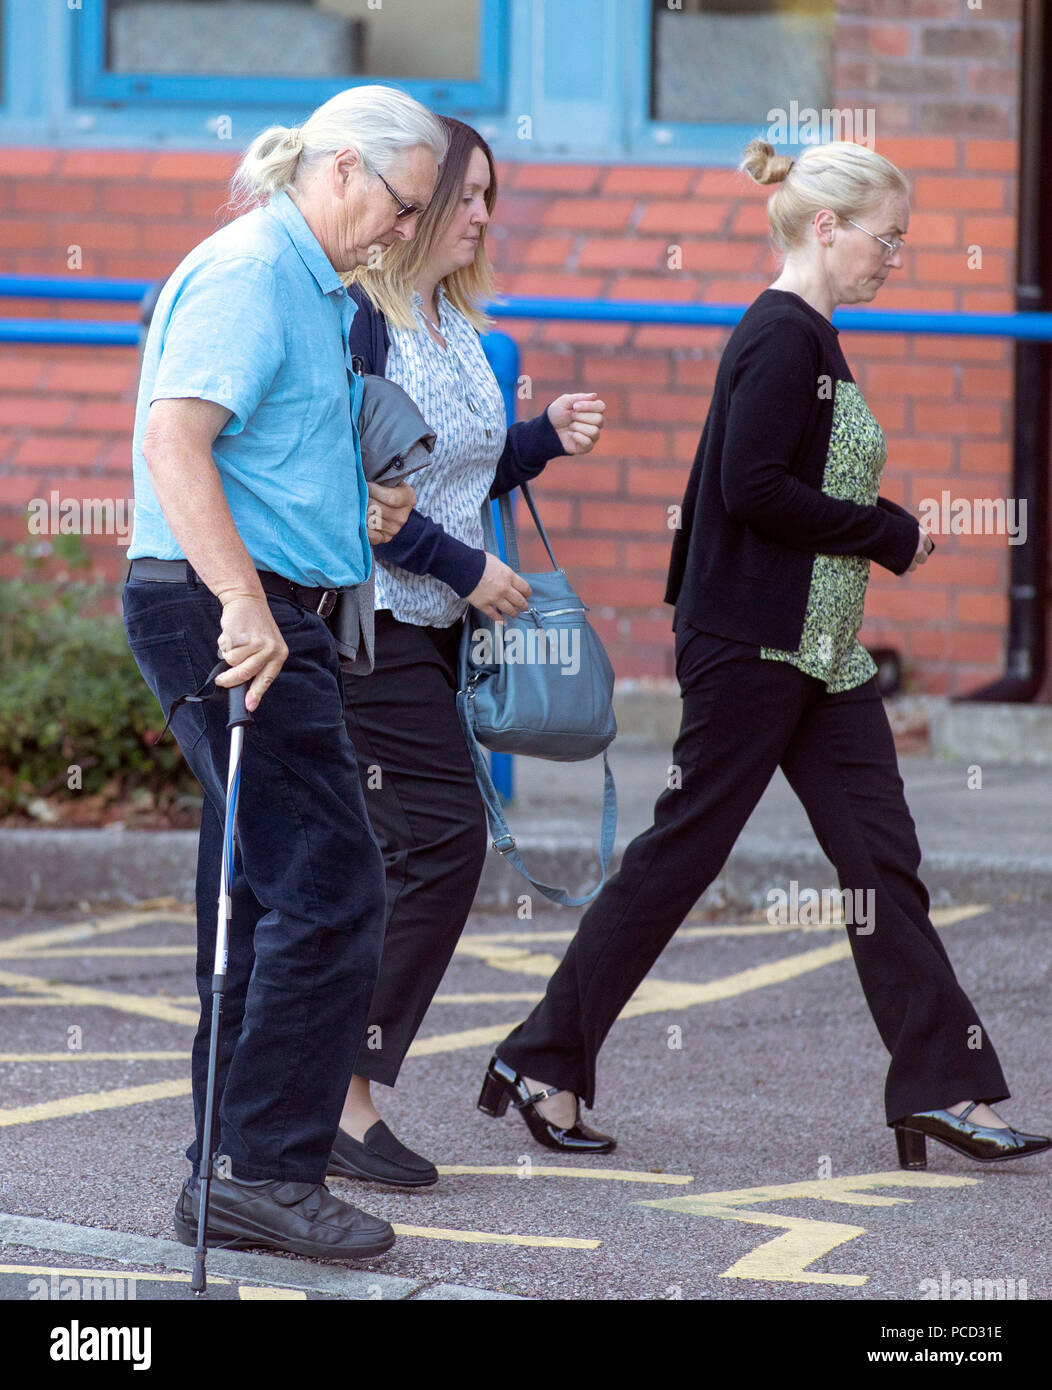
[316,589,338,619]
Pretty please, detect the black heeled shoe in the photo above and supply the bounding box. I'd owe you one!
[895,1103,1052,1169]
[477,1054,616,1153]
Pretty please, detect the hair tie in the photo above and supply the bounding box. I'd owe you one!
[286,126,302,149]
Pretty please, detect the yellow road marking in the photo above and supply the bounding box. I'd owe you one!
[638,1170,979,1286]
[0,905,993,1126]
[0,1263,229,1285]
[458,905,988,946]
[453,940,565,976]
[7,948,195,959]
[0,1052,191,1063]
[0,909,194,958]
[437,1165,693,1184]
[392,1224,599,1249]
[0,969,199,1027]
[0,1079,191,1127]
[432,992,544,1005]
[238,1286,307,1300]
[408,1024,517,1058]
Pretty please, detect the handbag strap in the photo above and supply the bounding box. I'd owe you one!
[456,689,617,908]
[481,482,559,574]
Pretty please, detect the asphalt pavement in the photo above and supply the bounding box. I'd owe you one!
[1,889,1049,1307]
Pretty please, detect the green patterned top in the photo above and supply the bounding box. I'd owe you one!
[760,380,885,692]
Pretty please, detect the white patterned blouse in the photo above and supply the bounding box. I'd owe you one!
[373,284,508,628]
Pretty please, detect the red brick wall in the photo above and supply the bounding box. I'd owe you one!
[0,0,1026,696]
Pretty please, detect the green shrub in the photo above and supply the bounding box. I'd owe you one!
[0,537,200,816]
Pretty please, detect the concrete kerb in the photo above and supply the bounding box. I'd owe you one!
[3,826,1052,915]
[0,1212,523,1301]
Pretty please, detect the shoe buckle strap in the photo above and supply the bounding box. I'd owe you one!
[513,1086,562,1110]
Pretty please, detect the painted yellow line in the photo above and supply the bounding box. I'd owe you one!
[0,904,993,1128]
[238,1286,307,1300]
[432,992,544,1005]
[0,1052,192,1063]
[0,999,77,1007]
[0,970,199,1027]
[407,1024,517,1058]
[0,1079,191,1127]
[638,1170,979,1286]
[458,906,988,946]
[0,908,194,959]
[437,1165,694,1184]
[392,1224,599,1249]
[0,1264,229,1285]
[452,940,565,977]
[8,947,195,959]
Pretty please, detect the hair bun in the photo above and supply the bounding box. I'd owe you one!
[740,138,795,186]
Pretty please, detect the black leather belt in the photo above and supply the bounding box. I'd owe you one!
[127,558,342,620]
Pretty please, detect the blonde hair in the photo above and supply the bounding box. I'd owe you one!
[343,116,498,334]
[230,84,448,210]
[740,138,909,253]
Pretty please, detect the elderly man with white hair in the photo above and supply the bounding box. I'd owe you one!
[124,85,447,1261]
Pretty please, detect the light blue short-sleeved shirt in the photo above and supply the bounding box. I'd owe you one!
[128,189,371,589]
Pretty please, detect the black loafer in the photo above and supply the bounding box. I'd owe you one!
[173,1175,395,1259]
[326,1121,439,1187]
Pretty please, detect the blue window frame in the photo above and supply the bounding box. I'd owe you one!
[625,0,835,166]
[72,0,509,113]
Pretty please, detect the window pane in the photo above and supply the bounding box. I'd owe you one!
[105,0,480,81]
[650,0,833,126]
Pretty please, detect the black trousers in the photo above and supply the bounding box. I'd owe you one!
[498,626,1010,1127]
[126,574,387,1183]
[341,610,489,1086]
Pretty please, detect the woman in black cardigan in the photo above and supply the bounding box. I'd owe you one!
[479,139,1051,1172]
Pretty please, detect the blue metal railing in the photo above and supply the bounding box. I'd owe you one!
[7,274,1052,807]
[6,276,1052,342]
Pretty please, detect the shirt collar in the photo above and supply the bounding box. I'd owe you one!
[411,283,448,310]
[266,190,344,298]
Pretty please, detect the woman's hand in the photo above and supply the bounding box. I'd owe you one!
[466,552,532,621]
[366,479,417,545]
[547,392,607,455]
[906,524,934,573]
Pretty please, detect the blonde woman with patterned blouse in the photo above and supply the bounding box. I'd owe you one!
[322,117,609,1186]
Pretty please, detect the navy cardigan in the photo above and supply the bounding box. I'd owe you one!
[666,289,925,649]
[348,284,567,597]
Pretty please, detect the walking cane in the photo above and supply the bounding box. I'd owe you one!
[192,675,253,1296]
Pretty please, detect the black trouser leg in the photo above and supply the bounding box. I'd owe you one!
[497,630,813,1109]
[777,675,1009,1125]
[341,613,489,1086]
[123,577,387,1182]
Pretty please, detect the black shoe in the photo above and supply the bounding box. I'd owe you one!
[326,1122,438,1188]
[173,1174,395,1260]
[895,1103,1052,1169]
[477,1054,616,1153]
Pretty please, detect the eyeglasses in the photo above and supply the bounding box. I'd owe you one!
[844,218,905,258]
[363,160,424,221]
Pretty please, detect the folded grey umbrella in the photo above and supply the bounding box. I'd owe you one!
[355,372,437,484]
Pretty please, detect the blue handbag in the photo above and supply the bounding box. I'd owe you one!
[456,482,618,906]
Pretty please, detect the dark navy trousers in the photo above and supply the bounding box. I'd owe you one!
[123,570,387,1183]
[498,625,1010,1126]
